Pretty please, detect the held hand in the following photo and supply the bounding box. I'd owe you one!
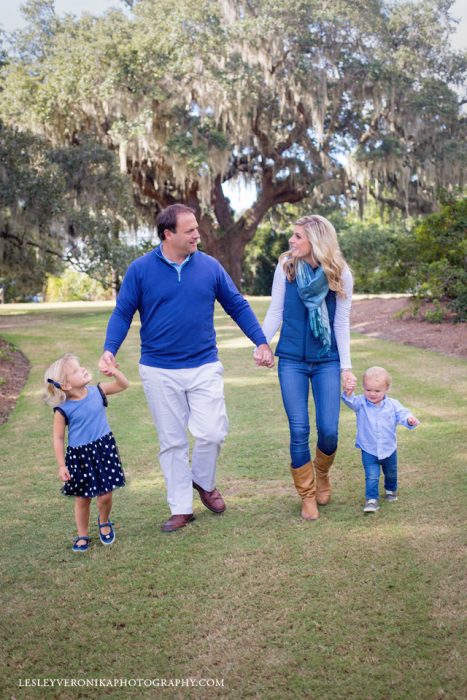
[342,369,357,396]
[58,466,70,482]
[98,350,118,376]
[407,415,420,426]
[254,343,275,368]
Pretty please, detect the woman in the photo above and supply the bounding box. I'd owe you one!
[259,215,356,520]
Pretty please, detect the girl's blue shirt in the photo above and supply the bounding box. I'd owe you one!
[54,385,111,448]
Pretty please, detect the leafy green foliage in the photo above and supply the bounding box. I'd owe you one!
[242,193,466,321]
[243,223,289,294]
[45,268,113,301]
[0,122,65,299]
[336,217,415,294]
[0,120,138,300]
[0,0,464,288]
[337,193,467,320]
[407,194,467,320]
[47,138,139,289]
[242,202,413,295]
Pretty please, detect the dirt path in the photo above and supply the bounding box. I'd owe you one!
[0,337,30,425]
[351,296,466,358]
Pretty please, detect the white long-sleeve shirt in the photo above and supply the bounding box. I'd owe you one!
[262,263,353,369]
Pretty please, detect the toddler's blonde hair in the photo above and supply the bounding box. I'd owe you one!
[43,353,79,406]
[363,366,392,390]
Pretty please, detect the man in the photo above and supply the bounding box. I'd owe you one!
[99,203,274,532]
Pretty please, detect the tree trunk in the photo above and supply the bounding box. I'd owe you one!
[132,166,309,289]
[198,172,307,289]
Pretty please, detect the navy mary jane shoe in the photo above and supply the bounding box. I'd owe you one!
[98,518,115,545]
[72,536,90,552]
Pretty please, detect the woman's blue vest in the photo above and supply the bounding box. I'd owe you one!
[276,279,340,362]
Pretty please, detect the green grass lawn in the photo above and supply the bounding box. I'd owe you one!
[0,300,465,699]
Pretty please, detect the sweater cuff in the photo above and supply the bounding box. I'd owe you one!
[253,332,268,347]
[103,343,119,355]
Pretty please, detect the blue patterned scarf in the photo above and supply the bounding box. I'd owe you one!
[295,260,331,355]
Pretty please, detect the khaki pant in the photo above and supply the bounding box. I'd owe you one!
[139,361,229,514]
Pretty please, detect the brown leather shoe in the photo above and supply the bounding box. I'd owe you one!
[160,514,195,532]
[193,482,226,513]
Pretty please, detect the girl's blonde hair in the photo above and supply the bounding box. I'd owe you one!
[363,366,392,390]
[43,353,79,407]
[279,215,348,297]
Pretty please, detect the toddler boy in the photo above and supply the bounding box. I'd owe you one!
[342,366,419,513]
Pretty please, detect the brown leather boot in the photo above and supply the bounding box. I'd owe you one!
[314,448,336,505]
[290,462,319,520]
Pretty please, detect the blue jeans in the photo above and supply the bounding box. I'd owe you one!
[278,357,341,468]
[361,449,398,500]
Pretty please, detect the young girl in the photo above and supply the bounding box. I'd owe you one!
[44,353,129,551]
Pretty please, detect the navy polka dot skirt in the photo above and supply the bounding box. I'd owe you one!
[62,432,125,498]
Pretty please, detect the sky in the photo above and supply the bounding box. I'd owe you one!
[1,0,466,47]
[0,0,118,33]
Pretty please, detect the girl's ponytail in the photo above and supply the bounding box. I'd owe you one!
[43,353,78,406]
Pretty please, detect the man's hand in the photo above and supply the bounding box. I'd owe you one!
[98,350,118,376]
[407,415,420,426]
[254,343,275,368]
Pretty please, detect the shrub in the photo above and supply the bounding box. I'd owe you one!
[408,194,467,320]
[45,269,113,302]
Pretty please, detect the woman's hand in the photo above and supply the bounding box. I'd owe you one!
[341,369,357,396]
[254,344,275,368]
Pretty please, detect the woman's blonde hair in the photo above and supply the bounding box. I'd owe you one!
[363,366,392,390]
[43,353,79,407]
[279,215,348,297]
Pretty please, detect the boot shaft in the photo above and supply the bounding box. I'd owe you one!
[290,461,316,498]
[313,447,336,476]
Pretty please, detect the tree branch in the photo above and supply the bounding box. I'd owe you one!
[0,229,66,260]
[212,175,236,230]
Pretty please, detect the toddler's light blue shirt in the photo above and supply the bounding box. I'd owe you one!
[341,392,416,459]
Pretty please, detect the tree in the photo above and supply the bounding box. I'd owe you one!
[46,137,139,292]
[45,268,112,302]
[243,221,289,295]
[0,122,65,299]
[242,201,415,295]
[408,192,467,319]
[1,0,465,287]
[0,121,138,300]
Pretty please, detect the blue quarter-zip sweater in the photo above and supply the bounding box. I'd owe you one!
[104,246,267,369]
